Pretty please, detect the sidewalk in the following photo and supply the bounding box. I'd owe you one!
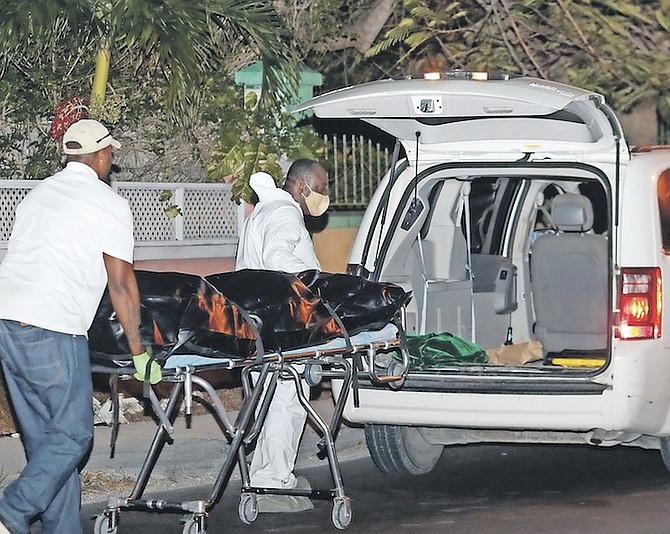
[0,388,368,504]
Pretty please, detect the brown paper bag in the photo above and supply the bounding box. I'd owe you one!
[486,340,543,366]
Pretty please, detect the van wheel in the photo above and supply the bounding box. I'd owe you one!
[660,436,670,474]
[364,424,444,475]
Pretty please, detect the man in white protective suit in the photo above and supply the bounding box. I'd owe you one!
[235,159,330,513]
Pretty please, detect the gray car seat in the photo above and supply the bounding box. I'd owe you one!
[530,193,608,354]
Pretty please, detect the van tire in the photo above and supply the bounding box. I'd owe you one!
[364,424,444,475]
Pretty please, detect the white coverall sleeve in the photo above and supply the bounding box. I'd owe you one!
[260,205,319,273]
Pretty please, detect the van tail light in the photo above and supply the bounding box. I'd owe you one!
[617,267,662,340]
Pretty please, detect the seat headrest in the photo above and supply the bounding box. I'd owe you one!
[551,194,594,232]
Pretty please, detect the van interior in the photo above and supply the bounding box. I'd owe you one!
[375,170,611,373]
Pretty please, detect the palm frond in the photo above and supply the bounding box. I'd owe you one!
[210,0,302,113]
[405,31,434,51]
[0,0,98,57]
[113,0,218,76]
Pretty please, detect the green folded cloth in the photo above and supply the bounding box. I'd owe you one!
[400,332,488,370]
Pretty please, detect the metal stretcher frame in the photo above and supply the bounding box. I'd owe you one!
[91,323,409,534]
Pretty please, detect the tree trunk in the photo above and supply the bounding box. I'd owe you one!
[318,0,398,53]
[90,45,111,111]
[352,0,398,53]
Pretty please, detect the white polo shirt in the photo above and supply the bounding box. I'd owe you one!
[0,162,135,335]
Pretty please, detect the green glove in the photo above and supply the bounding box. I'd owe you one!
[132,351,162,384]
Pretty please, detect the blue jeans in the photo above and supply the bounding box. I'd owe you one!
[0,320,93,534]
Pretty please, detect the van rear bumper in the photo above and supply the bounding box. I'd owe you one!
[377,373,608,395]
[332,378,616,431]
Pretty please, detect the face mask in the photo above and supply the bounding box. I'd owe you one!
[302,183,330,217]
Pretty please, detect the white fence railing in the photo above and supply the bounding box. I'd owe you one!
[0,134,389,258]
[0,181,242,260]
[322,134,391,208]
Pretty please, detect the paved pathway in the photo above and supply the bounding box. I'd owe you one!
[0,387,368,505]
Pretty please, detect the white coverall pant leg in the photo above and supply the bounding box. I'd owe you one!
[250,368,310,488]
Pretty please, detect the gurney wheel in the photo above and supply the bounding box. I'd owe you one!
[93,513,118,534]
[181,517,206,534]
[331,497,352,530]
[238,493,259,524]
[305,363,323,387]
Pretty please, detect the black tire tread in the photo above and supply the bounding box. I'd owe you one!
[364,423,408,474]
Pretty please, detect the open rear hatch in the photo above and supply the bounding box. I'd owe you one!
[295,75,628,392]
[293,74,628,165]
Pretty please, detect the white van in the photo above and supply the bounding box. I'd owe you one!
[294,73,670,475]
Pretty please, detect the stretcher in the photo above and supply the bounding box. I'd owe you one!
[88,270,411,534]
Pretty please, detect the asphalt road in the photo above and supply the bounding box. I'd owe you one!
[82,440,670,534]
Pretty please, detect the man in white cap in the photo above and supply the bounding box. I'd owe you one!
[0,118,157,534]
[236,159,329,513]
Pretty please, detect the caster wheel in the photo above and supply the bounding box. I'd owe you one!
[387,360,406,390]
[305,363,323,387]
[181,517,206,534]
[94,513,118,534]
[238,493,259,524]
[331,497,352,530]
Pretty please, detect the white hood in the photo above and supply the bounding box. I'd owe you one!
[249,172,287,203]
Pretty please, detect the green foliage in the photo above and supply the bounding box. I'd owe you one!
[158,190,182,218]
[6,0,670,183]
[0,75,62,179]
[209,1,303,114]
[367,0,466,57]
[204,80,325,204]
[0,0,303,122]
[364,0,670,122]
[367,19,417,56]
[0,0,309,180]
[0,119,61,180]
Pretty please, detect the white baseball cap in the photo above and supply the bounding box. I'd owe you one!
[62,119,121,155]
